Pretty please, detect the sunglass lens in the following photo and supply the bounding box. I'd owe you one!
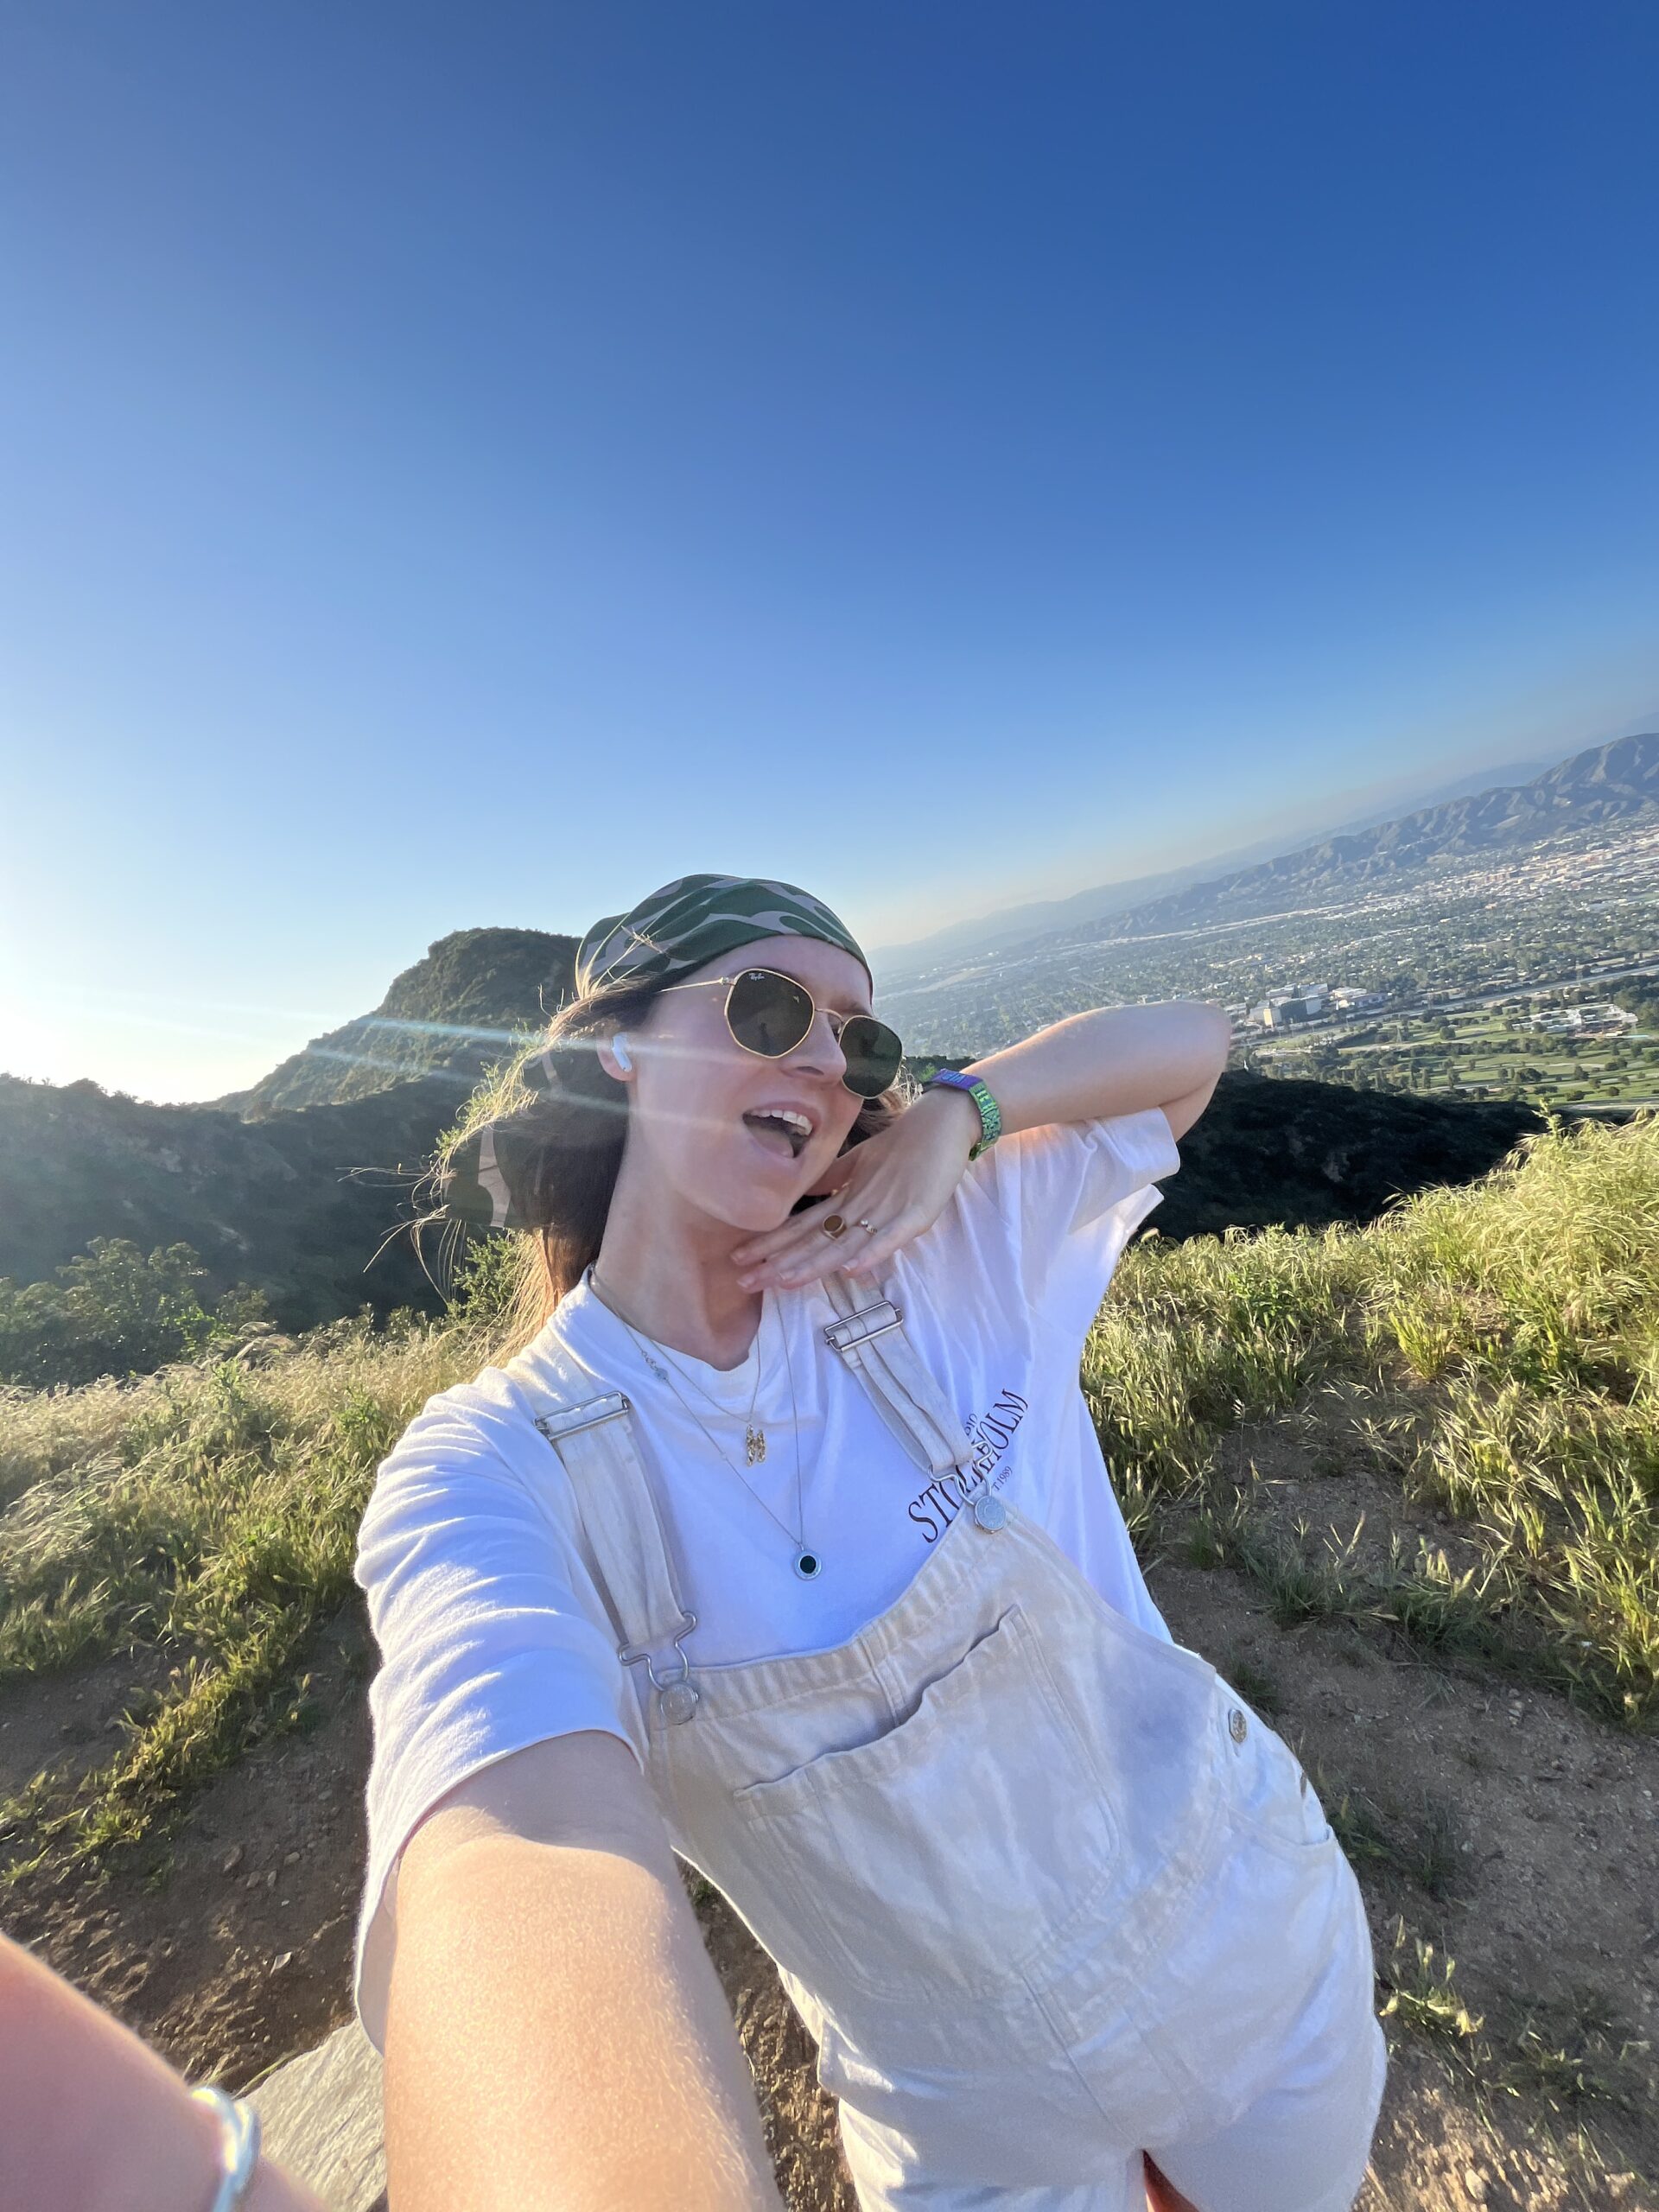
[726,969,815,1058]
[839,1017,904,1097]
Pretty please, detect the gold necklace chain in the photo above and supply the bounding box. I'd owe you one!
[646,1329,768,1466]
[589,1269,767,1462]
[591,1272,821,1581]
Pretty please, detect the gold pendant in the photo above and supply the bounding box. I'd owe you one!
[746,1425,766,1466]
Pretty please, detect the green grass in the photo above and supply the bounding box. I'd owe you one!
[1085,1109,1659,1727]
[2,1110,1656,1891]
[0,1310,488,1882]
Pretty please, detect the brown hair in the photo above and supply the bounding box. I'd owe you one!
[430,974,905,1362]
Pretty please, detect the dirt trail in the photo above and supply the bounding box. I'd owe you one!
[4,1503,1653,2209]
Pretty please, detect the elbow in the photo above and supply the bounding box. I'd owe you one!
[1186,1001,1233,1076]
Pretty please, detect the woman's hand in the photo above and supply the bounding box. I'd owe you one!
[731,1088,982,1291]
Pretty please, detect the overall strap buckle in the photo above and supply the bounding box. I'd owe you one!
[619,1612,702,1725]
[534,1390,631,1443]
[822,1299,904,1355]
[533,1390,702,1725]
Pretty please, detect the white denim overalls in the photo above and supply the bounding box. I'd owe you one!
[518,1277,1385,2211]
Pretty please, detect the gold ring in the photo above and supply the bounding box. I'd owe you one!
[821,1214,848,1240]
[857,1218,874,1233]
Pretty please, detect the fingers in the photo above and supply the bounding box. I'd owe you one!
[833,1205,928,1286]
[734,1191,878,1290]
[735,1158,856,1266]
[731,1179,861,1268]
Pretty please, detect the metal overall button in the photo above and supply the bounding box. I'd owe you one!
[972,1489,1007,1530]
[1228,1707,1248,1744]
[659,1681,700,1724]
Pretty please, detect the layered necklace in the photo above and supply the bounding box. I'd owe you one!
[589,1272,823,1582]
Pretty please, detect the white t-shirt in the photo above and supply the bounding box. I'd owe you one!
[351,1105,1181,2051]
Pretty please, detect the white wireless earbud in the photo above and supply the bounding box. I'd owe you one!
[611,1034,633,1073]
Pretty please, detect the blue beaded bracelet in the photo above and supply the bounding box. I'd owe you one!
[922,1070,1002,1160]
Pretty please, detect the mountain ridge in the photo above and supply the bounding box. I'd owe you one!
[216,925,578,1116]
[872,751,1560,977]
[1068,730,1659,945]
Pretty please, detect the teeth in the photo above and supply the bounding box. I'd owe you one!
[744,1106,813,1159]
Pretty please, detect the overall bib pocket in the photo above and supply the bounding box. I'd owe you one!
[732,1604,1120,2004]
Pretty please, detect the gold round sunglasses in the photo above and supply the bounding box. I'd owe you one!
[657,966,905,1098]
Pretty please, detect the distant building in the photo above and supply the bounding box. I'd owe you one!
[1528,1002,1635,1035]
[1260,998,1316,1028]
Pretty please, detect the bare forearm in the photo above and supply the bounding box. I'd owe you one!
[385,1834,783,2212]
[0,1932,322,2212]
[959,1001,1231,1135]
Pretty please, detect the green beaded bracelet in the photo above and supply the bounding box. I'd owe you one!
[922,1070,1002,1160]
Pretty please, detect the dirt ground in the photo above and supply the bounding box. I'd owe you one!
[3,1461,1655,2212]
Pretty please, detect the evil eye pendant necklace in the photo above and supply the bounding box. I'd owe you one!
[618,1299,821,1581]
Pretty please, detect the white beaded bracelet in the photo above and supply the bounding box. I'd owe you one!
[189,2083,263,2212]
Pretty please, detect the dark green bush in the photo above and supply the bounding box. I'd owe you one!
[0,1238,270,1390]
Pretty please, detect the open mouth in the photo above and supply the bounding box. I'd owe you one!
[741,1108,813,1160]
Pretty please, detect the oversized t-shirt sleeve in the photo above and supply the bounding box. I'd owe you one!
[977,1105,1181,1348]
[350,1383,639,2055]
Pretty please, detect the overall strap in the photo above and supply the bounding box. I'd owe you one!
[534,1394,702,1726]
[819,1272,976,1478]
[531,1275,984,1726]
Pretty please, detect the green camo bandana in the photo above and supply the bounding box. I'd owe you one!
[437,874,870,1234]
[574,872,870,996]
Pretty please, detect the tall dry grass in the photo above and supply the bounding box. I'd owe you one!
[0,1309,492,1873]
[1084,1110,1659,1725]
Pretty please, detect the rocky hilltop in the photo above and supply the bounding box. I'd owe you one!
[215,926,577,1116]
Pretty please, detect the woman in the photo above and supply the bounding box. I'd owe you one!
[354,873,1385,2212]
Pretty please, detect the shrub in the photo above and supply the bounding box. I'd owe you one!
[0,1239,271,1391]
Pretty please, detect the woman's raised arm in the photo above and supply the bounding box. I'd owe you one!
[384,1728,784,2212]
[957,1000,1232,1142]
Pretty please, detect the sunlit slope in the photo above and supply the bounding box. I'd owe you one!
[217,926,579,1115]
[1089,1108,1659,1729]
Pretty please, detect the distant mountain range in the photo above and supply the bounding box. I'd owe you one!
[7,727,1649,1355]
[1072,730,1658,943]
[873,741,1619,978]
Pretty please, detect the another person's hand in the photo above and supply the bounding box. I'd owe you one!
[0,1929,325,2212]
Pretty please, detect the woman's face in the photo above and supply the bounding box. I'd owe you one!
[616,935,874,1235]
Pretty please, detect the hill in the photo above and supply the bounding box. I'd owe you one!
[3,1109,1654,2209]
[1080,731,1659,940]
[0,1063,1545,1363]
[0,1072,461,1336]
[215,926,578,1116]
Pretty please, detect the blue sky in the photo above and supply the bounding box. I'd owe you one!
[3,3,1657,1102]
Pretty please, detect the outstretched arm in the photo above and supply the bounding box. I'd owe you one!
[0,1929,324,2212]
[385,1729,785,2212]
